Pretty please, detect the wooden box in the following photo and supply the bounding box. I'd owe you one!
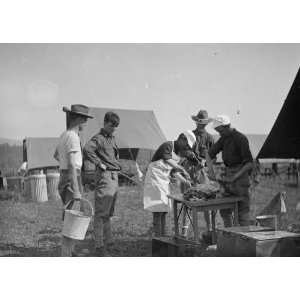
[152,237,201,257]
[217,227,300,257]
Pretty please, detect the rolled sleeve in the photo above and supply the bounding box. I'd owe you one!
[65,132,81,154]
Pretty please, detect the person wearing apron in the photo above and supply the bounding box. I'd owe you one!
[143,130,196,236]
[208,115,254,227]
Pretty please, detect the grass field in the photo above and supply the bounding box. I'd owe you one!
[1,175,300,257]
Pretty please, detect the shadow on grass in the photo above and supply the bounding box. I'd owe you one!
[0,242,60,257]
[76,235,152,257]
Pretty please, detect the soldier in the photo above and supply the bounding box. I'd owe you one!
[191,109,214,160]
[208,115,254,227]
[55,104,93,256]
[191,109,215,232]
[83,111,121,256]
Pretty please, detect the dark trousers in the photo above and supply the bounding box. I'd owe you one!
[220,168,250,227]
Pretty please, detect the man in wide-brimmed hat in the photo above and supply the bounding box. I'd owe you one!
[187,110,215,234]
[191,110,214,160]
[54,104,93,256]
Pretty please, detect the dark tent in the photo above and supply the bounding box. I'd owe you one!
[258,67,300,160]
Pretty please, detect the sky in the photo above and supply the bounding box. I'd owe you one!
[1,43,300,141]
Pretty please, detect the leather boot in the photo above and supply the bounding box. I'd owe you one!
[103,217,113,247]
[61,236,75,257]
[94,217,105,248]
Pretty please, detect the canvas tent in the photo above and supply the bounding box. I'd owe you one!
[258,67,300,160]
[79,107,167,160]
[23,137,59,170]
[23,108,166,170]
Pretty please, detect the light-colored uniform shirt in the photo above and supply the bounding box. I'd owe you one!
[57,130,82,170]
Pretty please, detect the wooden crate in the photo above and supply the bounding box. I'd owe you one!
[217,226,273,257]
[152,237,202,257]
[217,227,300,257]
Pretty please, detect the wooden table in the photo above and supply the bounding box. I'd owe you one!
[168,194,243,244]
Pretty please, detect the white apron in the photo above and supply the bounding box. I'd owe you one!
[143,142,181,212]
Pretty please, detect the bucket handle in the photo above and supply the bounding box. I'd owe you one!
[64,197,94,217]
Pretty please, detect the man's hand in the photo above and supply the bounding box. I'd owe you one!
[98,163,107,171]
[74,196,82,201]
[185,180,192,188]
[182,169,191,181]
[73,191,82,201]
[66,186,81,201]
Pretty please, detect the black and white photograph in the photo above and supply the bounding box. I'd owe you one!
[1,43,300,258]
[1,2,300,299]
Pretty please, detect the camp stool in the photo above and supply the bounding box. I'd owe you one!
[62,198,94,240]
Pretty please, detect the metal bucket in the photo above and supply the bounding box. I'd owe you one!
[62,198,94,240]
[30,174,48,203]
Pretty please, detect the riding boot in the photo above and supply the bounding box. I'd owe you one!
[103,217,113,246]
[94,217,105,248]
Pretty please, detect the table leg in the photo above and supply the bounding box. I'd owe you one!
[233,203,239,226]
[192,208,200,243]
[211,210,216,244]
[181,206,188,237]
[173,200,179,237]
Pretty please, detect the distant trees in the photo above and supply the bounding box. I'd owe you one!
[0,143,22,176]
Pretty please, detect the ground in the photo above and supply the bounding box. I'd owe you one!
[0,175,300,256]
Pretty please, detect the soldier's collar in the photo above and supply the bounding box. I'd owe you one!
[100,128,114,138]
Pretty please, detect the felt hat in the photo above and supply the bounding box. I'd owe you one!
[62,104,93,119]
[191,110,210,124]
